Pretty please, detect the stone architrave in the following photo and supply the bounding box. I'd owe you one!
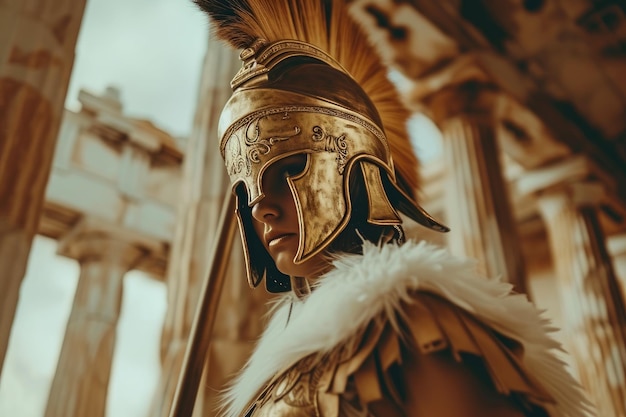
[425,83,527,292]
[150,34,269,417]
[535,182,626,416]
[44,218,147,417]
[0,0,87,376]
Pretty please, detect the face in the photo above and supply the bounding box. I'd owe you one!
[251,154,329,279]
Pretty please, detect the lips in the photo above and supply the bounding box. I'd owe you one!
[265,231,296,247]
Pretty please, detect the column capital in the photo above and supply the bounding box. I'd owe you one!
[536,181,608,222]
[517,154,616,197]
[421,81,502,127]
[397,53,499,125]
[56,216,164,270]
[407,53,491,102]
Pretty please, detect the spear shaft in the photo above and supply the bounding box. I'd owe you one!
[169,193,237,417]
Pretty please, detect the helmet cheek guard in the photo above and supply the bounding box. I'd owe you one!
[289,154,405,264]
[234,184,291,293]
[289,152,348,263]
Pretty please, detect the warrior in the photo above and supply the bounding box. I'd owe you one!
[193,1,592,416]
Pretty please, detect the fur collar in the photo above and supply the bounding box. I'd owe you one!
[222,240,592,417]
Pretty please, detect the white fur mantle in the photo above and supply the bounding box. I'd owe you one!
[222,240,593,417]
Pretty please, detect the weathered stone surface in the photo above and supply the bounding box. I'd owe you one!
[40,88,182,277]
[44,226,145,417]
[0,0,87,377]
[537,181,626,417]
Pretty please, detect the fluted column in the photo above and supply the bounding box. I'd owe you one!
[536,182,626,416]
[44,219,145,417]
[426,83,527,292]
[150,33,268,417]
[0,0,86,376]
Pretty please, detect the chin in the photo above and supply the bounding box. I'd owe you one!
[274,256,309,278]
[268,242,327,278]
[275,256,326,279]
[274,254,299,277]
[276,265,307,277]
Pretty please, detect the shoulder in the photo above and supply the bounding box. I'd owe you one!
[318,241,592,416]
[224,241,592,417]
[333,292,553,416]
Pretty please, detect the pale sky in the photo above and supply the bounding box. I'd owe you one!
[0,0,208,416]
[65,0,208,137]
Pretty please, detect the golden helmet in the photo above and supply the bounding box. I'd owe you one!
[198,0,448,292]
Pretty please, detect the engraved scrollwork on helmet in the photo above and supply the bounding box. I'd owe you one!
[244,115,302,163]
[312,126,348,173]
[221,106,386,151]
[225,134,249,176]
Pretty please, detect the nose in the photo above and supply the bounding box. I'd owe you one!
[251,195,280,223]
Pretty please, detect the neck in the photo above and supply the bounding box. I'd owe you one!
[290,276,312,298]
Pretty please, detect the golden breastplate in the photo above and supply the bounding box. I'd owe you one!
[239,322,393,417]
[244,353,335,417]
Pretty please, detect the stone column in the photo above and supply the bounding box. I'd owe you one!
[0,0,86,376]
[150,34,268,417]
[426,83,527,292]
[44,219,146,417]
[536,183,626,416]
